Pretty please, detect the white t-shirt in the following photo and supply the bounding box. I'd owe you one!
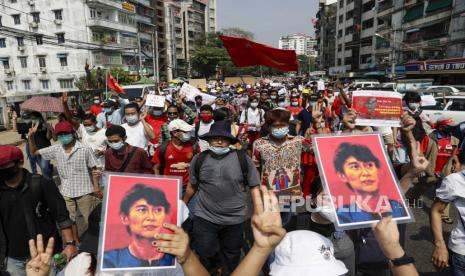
[122,121,153,150]
[375,126,393,136]
[436,171,465,255]
[197,120,214,152]
[240,107,264,131]
[77,125,107,166]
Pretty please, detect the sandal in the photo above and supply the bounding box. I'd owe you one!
[441,216,454,224]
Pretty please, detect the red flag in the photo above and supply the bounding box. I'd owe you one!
[220,35,298,72]
[107,71,126,94]
[355,24,362,33]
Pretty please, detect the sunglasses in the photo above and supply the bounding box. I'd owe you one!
[167,112,178,115]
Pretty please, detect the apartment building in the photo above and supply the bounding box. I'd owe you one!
[315,0,337,72]
[279,33,317,57]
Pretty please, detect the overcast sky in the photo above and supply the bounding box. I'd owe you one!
[217,0,319,47]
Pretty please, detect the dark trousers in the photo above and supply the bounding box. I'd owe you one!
[193,216,244,276]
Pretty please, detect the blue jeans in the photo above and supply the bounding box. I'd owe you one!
[6,257,27,276]
[26,143,52,178]
[450,250,465,276]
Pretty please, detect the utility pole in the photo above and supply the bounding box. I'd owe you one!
[137,32,143,77]
[155,30,159,83]
[391,30,396,80]
[152,31,159,83]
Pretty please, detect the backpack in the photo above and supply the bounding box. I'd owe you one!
[158,142,199,174]
[194,150,249,190]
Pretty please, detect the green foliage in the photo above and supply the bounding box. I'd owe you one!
[74,67,134,92]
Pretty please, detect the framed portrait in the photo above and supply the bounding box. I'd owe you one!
[313,133,414,230]
[98,173,181,273]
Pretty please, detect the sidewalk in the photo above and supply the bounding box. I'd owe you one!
[0,129,24,146]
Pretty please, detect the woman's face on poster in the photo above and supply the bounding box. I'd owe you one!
[338,156,379,194]
[121,199,167,239]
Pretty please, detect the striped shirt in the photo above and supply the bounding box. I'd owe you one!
[39,141,97,198]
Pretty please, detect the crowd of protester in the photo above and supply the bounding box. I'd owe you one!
[1,78,465,276]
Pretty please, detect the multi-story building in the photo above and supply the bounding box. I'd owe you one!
[315,0,337,72]
[321,0,465,80]
[163,0,212,80]
[279,33,316,56]
[306,37,318,57]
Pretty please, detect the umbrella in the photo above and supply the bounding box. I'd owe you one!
[21,96,63,113]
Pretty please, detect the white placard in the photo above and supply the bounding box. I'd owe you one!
[180,83,216,105]
[421,95,437,107]
[317,80,325,91]
[145,94,166,107]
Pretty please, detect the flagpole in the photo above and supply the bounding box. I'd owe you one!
[105,68,108,100]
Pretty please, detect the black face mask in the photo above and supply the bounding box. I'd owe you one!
[0,165,19,182]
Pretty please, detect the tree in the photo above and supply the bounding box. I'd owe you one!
[221,27,255,40]
[75,67,134,92]
[191,46,230,78]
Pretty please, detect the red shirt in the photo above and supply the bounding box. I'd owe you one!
[145,114,168,144]
[434,136,459,173]
[89,104,102,117]
[287,106,303,117]
[152,141,199,186]
[105,145,153,174]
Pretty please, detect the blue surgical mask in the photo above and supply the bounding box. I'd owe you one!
[126,114,139,125]
[57,134,74,145]
[209,146,230,155]
[108,141,124,151]
[250,103,258,108]
[278,102,286,107]
[180,132,191,142]
[271,127,289,139]
[153,110,163,116]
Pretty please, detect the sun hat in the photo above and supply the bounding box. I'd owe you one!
[199,121,238,143]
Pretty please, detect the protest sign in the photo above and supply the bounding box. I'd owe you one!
[189,78,207,89]
[352,90,403,127]
[98,173,181,273]
[421,95,437,107]
[317,80,325,91]
[312,134,413,230]
[180,83,216,105]
[145,94,166,107]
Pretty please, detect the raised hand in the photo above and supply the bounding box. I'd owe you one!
[154,223,191,264]
[411,155,429,175]
[61,92,68,104]
[26,235,54,276]
[401,112,416,132]
[251,186,286,252]
[372,216,404,260]
[140,110,147,120]
[342,109,357,130]
[28,122,39,137]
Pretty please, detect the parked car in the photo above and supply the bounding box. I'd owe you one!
[350,79,380,90]
[422,96,465,125]
[421,86,465,96]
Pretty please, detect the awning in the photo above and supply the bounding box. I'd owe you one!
[403,4,424,22]
[426,0,452,13]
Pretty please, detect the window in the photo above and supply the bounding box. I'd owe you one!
[35,35,43,45]
[59,56,67,66]
[362,18,374,29]
[38,56,46,68]
[346,10,354,19]
[338,58,342,65]
[0,38,5,48]
[344,57,352,65]
[362,0,375,12]
[56,33,65,43]
[59,79,74,89]
[448,99,465,111]
[339,15,343,23]
[12,14,20,25]
[22,80,31,90]
[339,0,344,8]
[338,44,342,52]
[345,26,354,34]
[40,80,49,90]
[19,57,27,68]
[360,54,372,64]
[5,81,13,90]
[17,37,24,47]
[2,60,10,69]
[338,29,343,38]
[0,16,2,27]
[10,0,17,3]
[31,12,40,23]
[53,10,63,20]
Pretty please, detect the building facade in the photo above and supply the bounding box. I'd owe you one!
[279,33,318,57]
[315,0,338,72]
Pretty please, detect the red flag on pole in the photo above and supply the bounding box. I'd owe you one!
[220,35,298,72]
[107,71,126,94]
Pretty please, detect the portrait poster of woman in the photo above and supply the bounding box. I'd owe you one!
[313,133,413,230]
[98,173,181,273]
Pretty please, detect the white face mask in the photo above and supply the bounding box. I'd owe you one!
[316,194,337,223]
[408,103,420,110]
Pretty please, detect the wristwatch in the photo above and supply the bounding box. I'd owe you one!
[64,240,77,247]
[389,253,415,267]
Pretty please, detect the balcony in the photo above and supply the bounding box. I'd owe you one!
[135,14,153,25]
[139,32,152,41]
[120,36,138,48]
[87,0,125,10]
[88,18,137,33]
[131,0,151,7]
[93,52,122,65]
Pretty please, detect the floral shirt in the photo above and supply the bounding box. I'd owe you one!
[253,135,304,195]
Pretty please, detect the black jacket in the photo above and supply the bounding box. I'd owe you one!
[0,170,73,268]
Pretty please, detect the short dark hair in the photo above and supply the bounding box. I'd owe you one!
[404,92,421,103]
[200,105,213,113]
[105,125,126,138]
[265,109,290,125]
[333,143,380,174]
[213,107,231,122]
[124,102,140,113]
[120,184,171,234]
[30,111,43,120]
[82,114,96,123]
[249,96,259,103]
[167,105,180,112]
[195,95,202,100]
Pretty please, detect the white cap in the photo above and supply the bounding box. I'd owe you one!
[168,119,194,132]
[270,230,348,276]
[246,84,252,89]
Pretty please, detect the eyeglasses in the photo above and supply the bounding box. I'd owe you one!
[167,112,178,115]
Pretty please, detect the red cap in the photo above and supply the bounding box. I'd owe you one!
[0,145,24,166]
[54,121,74,135]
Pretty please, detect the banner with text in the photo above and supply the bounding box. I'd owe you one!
[352,90,403,127]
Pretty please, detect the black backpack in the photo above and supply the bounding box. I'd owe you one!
[194,149,249,190]
[158,142,199,174]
